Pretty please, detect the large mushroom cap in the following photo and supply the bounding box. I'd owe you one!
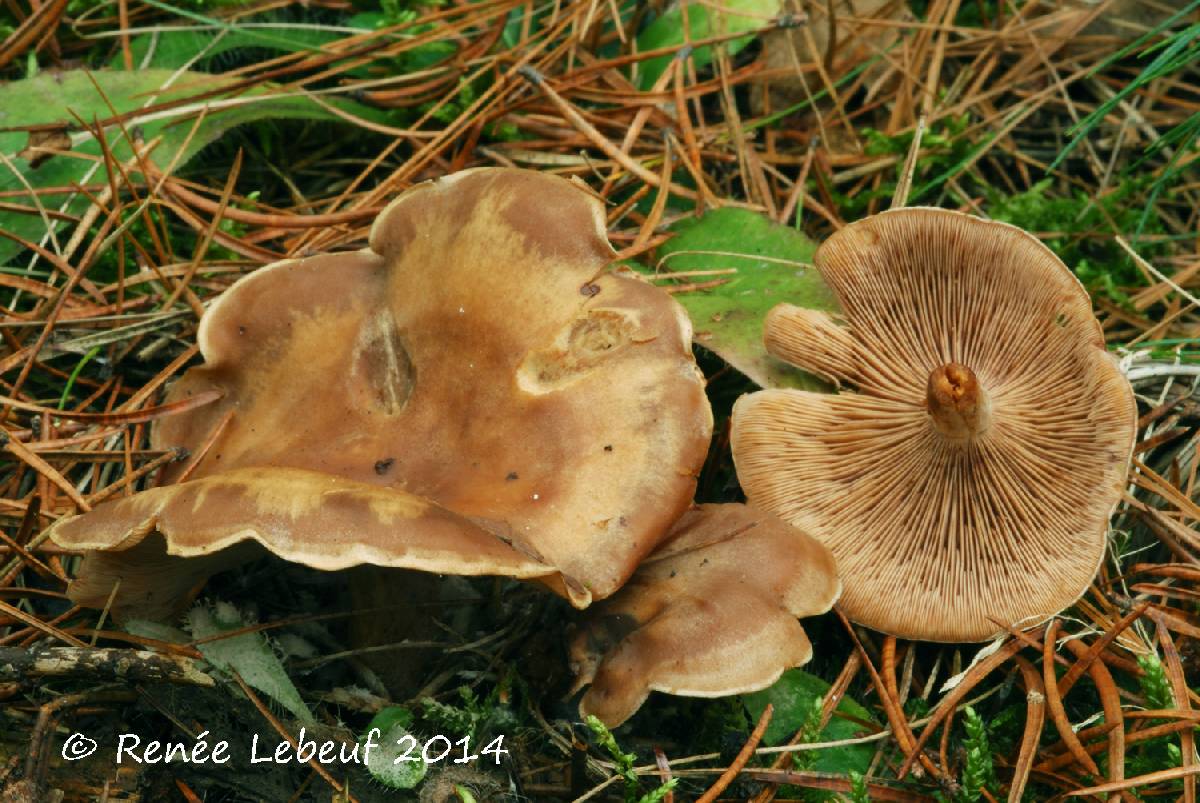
[569,503,840,727]
[731,208,1137,643]
[49,168,712,618]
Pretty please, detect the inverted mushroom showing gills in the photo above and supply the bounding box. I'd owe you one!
[569,504,840,727]
[731,208,1137,643]
[48,168,713,619]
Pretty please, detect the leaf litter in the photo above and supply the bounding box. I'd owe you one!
[1,0,1199,800]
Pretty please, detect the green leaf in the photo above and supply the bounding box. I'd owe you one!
[0,69,391,266]
[643,207,835,389]
[187,601,314,725]
[362,705,428,790]
[741,669,876,775]
[634,0,778,90]
[122,618,191,644]
[109,24,347,71]
[367,704,415,735]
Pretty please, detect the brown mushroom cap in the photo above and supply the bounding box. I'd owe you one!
[731,208,1137,643]
[49,168,712,617]
[569,503,840,727]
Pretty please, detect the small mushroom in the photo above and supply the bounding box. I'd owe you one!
[569,503,840,727]
[49,168,713,618]
[731,208,1137,643]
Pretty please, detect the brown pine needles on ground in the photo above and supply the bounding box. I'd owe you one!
[1,0,1199,800]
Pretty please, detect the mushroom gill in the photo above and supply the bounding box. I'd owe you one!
[731,208,1137,643]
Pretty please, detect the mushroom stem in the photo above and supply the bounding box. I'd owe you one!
[926,362,991,442]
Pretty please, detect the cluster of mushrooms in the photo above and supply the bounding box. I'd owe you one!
[47,168,1137,728]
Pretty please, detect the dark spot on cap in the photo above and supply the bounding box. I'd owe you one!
[374,458,395,475]
[580,282,600,297]
[592,612,640,648]
[506,471,519,481]
[238,326,246,336]
[603,444,613,452]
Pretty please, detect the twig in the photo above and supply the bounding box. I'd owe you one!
[696,703,773,803]
[0,646,214,686]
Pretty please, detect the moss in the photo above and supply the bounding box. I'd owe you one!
[987,177,1167,308]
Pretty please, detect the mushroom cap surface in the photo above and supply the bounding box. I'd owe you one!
[569,503,840,727]
[731,207,1137,643]
[49,168,713,617]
